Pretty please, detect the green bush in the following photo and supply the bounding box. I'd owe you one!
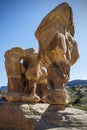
[73,97,82,105]
[71,86,76,91]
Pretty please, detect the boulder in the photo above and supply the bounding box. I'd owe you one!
[0,102,87,130]
[0,102,49,130]
[34,105,87,130]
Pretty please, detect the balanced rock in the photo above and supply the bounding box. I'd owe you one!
[4,2,79,108]
[35,2,75,55]
[35,2,79,106]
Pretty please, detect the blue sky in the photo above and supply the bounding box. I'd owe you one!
[0,0,87,86]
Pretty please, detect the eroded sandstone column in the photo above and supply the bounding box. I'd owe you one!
[4,47,26,101]
[4,47,48,102]
[23,48,42,102]
[35,2,79,107]
[37,67,48,102]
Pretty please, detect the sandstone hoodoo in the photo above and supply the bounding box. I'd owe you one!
[4,47,48,102]
[2,2,84,130]
[4,2,79,109]
[35,2,79,107]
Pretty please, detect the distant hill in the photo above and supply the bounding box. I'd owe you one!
[67,80,87,88]
[0,86,8,91]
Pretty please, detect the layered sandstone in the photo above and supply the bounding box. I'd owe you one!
[5,48,48,102]
[4,2,79,108]
[35,2,79,106]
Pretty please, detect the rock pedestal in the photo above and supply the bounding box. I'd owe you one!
[0,102,49,130]
[47,62,70,105]
[0,102,87,130]
[34,105,87,130]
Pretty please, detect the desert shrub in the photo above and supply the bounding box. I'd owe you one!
[73,97,82,105]
[76,89,83,98]
[71,86,76,91]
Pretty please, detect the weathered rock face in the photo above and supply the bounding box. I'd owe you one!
[0,102,49,130]
[35,2,75,55]
[4,47,48,103]
[34,105,87,130]
[35,2,79,106]
[0,102,87,130]
[4,47,26,93]
[23,48,42,102]
[37,67,48,102]
[47,62,70,105]
[4,2,79,108]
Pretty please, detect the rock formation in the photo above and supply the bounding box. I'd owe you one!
[2,2,83,130]
[37,67,48,102]
[0,102,87,130]
[4,47,48,102]
[23,48,48,102]
[34,104,87,130]
[4,47,25,93]
[0,102,49,130]
[23,48,41,102]
[35,2,79,106]
[4,2,79,108]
